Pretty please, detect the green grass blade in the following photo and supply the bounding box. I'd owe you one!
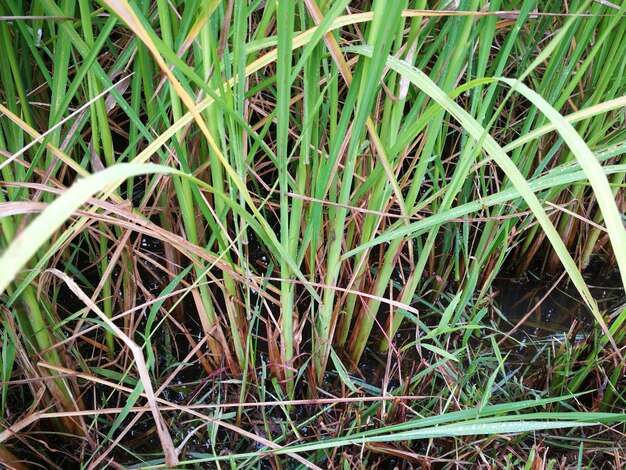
[0,163,179,295]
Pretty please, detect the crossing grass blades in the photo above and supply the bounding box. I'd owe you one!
[1,0,626,468]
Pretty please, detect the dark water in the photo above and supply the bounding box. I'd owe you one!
[493,262,625,339]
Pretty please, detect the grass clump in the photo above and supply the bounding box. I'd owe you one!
[0,0,625,468]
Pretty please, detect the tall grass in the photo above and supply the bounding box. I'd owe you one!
[0,0,625,467]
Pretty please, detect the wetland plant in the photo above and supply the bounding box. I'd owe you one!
[0,0,625,467]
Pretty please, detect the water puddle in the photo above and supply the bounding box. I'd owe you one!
[493,262,625,340]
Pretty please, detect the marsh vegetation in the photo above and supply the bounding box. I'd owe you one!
[1,0,625,468]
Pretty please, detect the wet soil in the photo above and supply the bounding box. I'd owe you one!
[7,240,625,468]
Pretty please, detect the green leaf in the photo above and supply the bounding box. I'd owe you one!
[0,163,179,295]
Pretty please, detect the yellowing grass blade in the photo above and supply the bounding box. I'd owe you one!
[0,163,178,296]
[499,77,626,291]
[345,45,622,357]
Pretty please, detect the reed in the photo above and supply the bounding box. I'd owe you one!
[1,0,625,467]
